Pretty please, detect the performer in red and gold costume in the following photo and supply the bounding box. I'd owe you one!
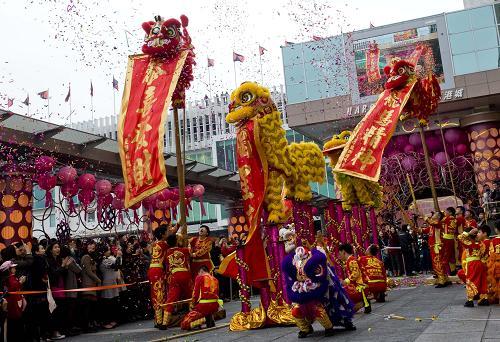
[457,228,489,307]
[359,244,387,303]
[487,223,500,304]
[189,225,214,279]
[339,243,371,313]
[464,209,478,231]
[442,207,457,274]
[180,265,220,330]
[147,224,170,328]
[455,206,467,266]
[423,212,450,288]
[163,233,193,327]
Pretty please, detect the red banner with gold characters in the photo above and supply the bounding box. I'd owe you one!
[366,43,381,83]
[218,118,271,286]
[334,79,417,182]
[118,51,188,208]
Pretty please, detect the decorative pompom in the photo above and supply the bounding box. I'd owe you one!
[383,65,391,75]
[180,14,189,27]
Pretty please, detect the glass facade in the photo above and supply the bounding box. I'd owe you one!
[215,129,336,198]
[282,36,350,104]
[447,5,500,75]
[185,199,218,224]
[185,150,213,165]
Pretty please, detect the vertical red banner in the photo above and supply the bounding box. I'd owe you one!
[118,51,188,208]
[366,43,381,83]
[0,177,33,249]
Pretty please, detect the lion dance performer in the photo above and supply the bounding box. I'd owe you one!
[457,228,489,307]
[442,207,458,274]
[148,225,170,328]
[181,265,221,330]
[282,245,355,338]
[359,244,387,303]
[189,225,214,280]
[488,223,500,304]
[424,212,450,288]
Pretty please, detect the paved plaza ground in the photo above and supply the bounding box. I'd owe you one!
[67,281,499,342]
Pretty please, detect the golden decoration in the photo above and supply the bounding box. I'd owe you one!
[9,210,23,224]
[25,210,32,224]
[151,221,159,230]
[487,171,496,181]
[487,138,496,148]
[229,305,267,331]
[18,226,29,239]
[490,128,498,138]
[1,226,15,240]
[470,142,476,152]
[470,131,478,140]
[2,195,15,208]
[480,160,489,170]
[483,150,493,160]
[266,300,295,325]
[492,159,499,169]
[235,224,242,232]
[9,179,23,192]
[478,172,486,181]
[0,243,5,251]
[165,210,171,219]
[476,139,485,149]
[0,180,5,193]
[238,216,246,224]
[231,216,238,224]
[0,211,5,224]
[154,209,163,219]
[228,225,234,234]
[18,193,29,208]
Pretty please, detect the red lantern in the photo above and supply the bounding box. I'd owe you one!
[58,166,77,184]
[35,156,55,174]
[113,183,126,199]
[78,174,96,190]
[95,179,112,196]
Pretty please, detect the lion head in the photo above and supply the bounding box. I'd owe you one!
[226,82,277,125]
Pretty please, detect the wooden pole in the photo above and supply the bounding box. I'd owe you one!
[418,124,440,212]
[406,173,420,215]
[437,120,459,206]
[173,107,187,235]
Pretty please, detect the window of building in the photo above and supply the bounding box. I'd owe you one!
[477,47,500,71]
[199,116,204,137]
[470,5,495,30]
[449,31,475,54]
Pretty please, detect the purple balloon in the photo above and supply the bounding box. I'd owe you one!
[95,179,112,196]
[394,135,409,148]
[401,155,416,171]
[185,186,194,198]
[403,144,415,153]
[434,152,449,166]
[426,135,442,152]
[113,183,126,199]
[444,128,461,144]
[455,144,468,155]
[409,133,422,147]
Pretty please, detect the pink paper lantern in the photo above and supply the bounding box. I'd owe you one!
[455,144,468,155]
[78,189,95,207]
[37,174,56,192]
[35,156,55,174]
[403,144,415,153]
[434,152,449,166]
[61,182,78,198]
[193,184,205,197]
[157,188,172,201]
[112,197,125,210]
[409,133,422,147]
[444,128,462,144]
[170,188,180,201]
[57,166,77,184]
[113,183,126,199]
[78,174,96,190]
[185,186,194,198]
[401,155,416,171]
[95,179,112,196]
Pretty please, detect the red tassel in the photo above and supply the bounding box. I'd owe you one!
[200,196,206,217]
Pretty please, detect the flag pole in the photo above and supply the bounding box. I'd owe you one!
[259,51,263,84]
[208,65,212,98]
[173,107,187,235]
[69,83,72,124]
[418,123,440,212]
[47,88,50,118]
[113,87,116,116]
[437,120,458,206]
[91,81,94,121]
[233,60,237,88]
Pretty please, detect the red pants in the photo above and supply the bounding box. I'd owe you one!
[291,301,332,332]
[344,284,369,310]
[464,260,487,301]
[367,281,386,299]
[442,238,456,270]
[180,302,219,330]
[457,269,466,283]
[430,245,448,284]
[147,268,166,325]
[165,271,192,314]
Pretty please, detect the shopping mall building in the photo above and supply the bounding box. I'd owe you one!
[282,2,500,209]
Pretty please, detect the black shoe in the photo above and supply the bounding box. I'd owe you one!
[473,294,480,300]
[364,304,372,314]
[158,324,167,330]
[464,300,474,307]
[298,326,313,338]
[376,293,386,303]
[205,315,215,328]
[324,328,335,337]
[435,284,446,288]
[478,299,490,306]
[344,320,356,331]
[445,281,452,286]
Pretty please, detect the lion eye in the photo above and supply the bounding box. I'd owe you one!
[152,26,160,34]
[166,27,176,38]
[344,135,350,140]
[398,67,405,75]
[240,92,254,104]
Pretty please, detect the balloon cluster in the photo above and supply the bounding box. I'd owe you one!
[34,156,57,208]
[384,128,469,170]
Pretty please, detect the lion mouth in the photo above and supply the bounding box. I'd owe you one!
[146,38,171,47]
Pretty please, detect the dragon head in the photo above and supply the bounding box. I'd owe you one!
[141,15,191,58]
[322,131,351,154]
[383,57,415,90]
[226,82,277,125]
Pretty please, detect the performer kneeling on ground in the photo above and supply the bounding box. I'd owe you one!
[180,265,220,330]
[163,233,193,328]
[338,243,371,313]
[282,245,355,339]
[359,244,387,303]
[457,228,489,307]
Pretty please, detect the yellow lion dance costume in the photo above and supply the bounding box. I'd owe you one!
[226,82,325,223]
[323,131,382,210]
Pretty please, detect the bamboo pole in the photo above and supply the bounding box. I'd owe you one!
[173,107,187,235]
[406,173,419,215]
[418,124,440,212]
[437,120,458,206]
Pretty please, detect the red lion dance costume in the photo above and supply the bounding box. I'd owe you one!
[148,237,169,327]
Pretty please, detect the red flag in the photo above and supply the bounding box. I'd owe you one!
[38,90,49,99]
[370,22,375,28]
[207,58,215,67]
[112,77,119,90]
[233,52,245,62]
[22,95,29,106]
[312,36,322,41]
[7,98,13,108]
[65,84,71,102]
[258,46,266,56]
[90,81,94,97]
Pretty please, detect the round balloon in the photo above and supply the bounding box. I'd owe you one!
[57,166,77,184]
[157,188,172,202]
[401,155,416,171]
[193,184,205,197]
[403,144,415,153]
[434,152,449,166]
[95,179,112,196]
[78,174,96,190]
[409,133,422,147]
[455,144,468,155]
[444,128,462,144]
[35,156,55,174]
[426,135,442,152]
[113,183,126,199]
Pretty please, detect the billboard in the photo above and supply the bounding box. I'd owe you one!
[353,24,445,97]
